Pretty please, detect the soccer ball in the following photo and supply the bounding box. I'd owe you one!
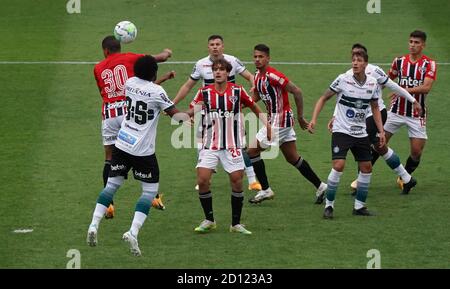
[113,21,137,44]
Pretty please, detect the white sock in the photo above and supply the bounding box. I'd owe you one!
[354,199,365,210]
[245,166,257,184]
[394,166,411,183]
[130,211,147,237]
[325,199,335,208]
[316,182,327,196]
[90,203,107,228]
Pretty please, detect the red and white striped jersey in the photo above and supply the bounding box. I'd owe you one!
[94,52,144,120]
[388,54,437,118]
[190,83,254,150]
[254,66,294,128]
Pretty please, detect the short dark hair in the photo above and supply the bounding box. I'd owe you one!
[208,35,223,42]
[352,50,368,62]
[134,55,158,81]
[352,43,368,53]
[102,35,121,53]
[410,30,427,42]
[212,58,232,72]
[254,44,270,56]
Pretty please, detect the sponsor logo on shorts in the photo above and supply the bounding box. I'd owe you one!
[134,171,152,179]
[333,146,340,153]
[111,164,126,171]
[103,135,117,141]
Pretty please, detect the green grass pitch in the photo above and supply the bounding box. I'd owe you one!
[0,0,449,268]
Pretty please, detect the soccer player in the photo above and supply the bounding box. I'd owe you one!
[337,44,421,194]
[384,30,437,189]
[173,35,261,192]
[308,50,385,218]
[187,58,268,235]
[94,36,172,216]
[87,55,182,256]
[247,44,327,205]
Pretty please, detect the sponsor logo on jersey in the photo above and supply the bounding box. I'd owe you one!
[118,130,137,145]
[366,90,373,94]
[208,109,234,119]
[346,109,355,118]
[106,101,126,109]
[399,77,423,87]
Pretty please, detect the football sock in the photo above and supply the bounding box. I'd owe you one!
[103,160,111,187]
[199,191,214,222]
[97,180,122,207]
[243,151,257,183]
[326,168,342,203]
[90,203,107,228]
[231,191,244,226]
[293,157,322,188]
[250,155,269,190]
[355,172,371,208]
[382,148,411,183]
[405,156,420,175]
[130,211,147,237]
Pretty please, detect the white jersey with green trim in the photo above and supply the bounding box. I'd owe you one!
[329,73,379,138]
[115,77,174,156]
[345,63,387,115]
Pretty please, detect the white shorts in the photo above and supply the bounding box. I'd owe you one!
[196,149,245,173]
[384,112,427,139]
[101,115,124,145]
[256,126,297,149]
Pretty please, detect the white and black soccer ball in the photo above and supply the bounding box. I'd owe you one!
[113,21,137,44]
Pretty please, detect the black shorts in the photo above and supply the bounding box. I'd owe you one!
[331,132,372,162]
[366,108,387,145]
[109,147,159,183]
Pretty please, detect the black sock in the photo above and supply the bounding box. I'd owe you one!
[103,160,111,187]
[250,155,269,190]
[371,148,380,166]
[294,157,322,188]
[199,191,214,222]
[405,156,420,174]
[155,193,160,198]
[231,191,244,226]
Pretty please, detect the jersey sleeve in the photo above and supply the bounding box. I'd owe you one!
[388,57,399,79]
[268,70,289,89]
[426,59,437,80]
[232,56,246,75]
[155,87,175,111]
[190,61,202,81]
[240,87,254,107]
[373,65,389,85]
[329,74,343,93]
[189,88,204,109]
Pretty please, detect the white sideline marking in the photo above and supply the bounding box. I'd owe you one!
[0,61,449,65]
[13,228,34,233]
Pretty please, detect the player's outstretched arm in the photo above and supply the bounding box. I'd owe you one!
[173,78,198,105]
[249,103,271,141]
[155,71,176,85]
[384,79,422,115]
[152,48,172,63]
